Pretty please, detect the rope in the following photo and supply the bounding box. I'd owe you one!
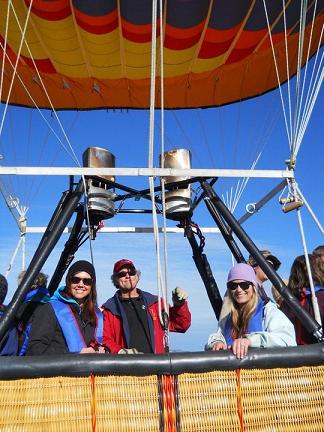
[291,181,322,326]
[291,0,308,162]
[147,0,169,341]
[293,0,319,148]
[90,374,97,432]
[159,0,170,312]
[1,2,97,268]
[295,185,324,234]
[0,0,11,104]
[235,369,245,432]
[262,0,291,147]
[0,0,34,139]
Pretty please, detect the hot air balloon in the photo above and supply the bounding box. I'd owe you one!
[0,1,323,430]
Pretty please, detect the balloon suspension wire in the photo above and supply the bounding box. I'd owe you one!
[1,2,96,266]
[0,0,34,139]
[0,0,11,106]
[148,0,168,331]
[1,2,81,168]
[293,0,319,153]
[262,0,291,148]
[0,47,77,160]
[264,0,323,166]
[159,0,169,308]
[295,185,324,235]
[290,181,322,327]
[290,0,308,163]
[294,43,323,157]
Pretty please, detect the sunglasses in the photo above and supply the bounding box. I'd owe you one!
[117,269,137,278]
[70,276,93,286]
[227,281,252,291]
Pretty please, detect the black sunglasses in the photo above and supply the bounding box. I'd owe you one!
[70,276,93,286]
[117,269,137,278]
[227,281,252,291]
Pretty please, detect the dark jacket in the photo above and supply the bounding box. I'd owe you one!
[16,287,51,355]
[26,286,102,355]
[0,305,18,356]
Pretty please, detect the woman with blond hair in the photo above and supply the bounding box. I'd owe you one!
[206,263,296,359]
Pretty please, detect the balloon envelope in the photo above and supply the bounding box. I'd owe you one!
[0,0,323,109]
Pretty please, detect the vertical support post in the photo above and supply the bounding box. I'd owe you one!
[200,180,323,342]
[203,197,245,263]
[183,222,223,320]
[47,204,85,295]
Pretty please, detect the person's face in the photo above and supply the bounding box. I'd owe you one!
[253,259,274,283]
[228,279,254,306]
[68,271,92,302]
[116,266,138,293]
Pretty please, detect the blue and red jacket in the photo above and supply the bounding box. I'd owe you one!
[50,287,103,352]
[102,289,191,354]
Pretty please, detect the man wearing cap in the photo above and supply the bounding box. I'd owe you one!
[102,259,191,354]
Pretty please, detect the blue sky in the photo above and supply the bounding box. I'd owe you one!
[0,73,323,351]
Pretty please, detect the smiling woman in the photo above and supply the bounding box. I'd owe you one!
[25,260,107,355]
[206,263,297,359]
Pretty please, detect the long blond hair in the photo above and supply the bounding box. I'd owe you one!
[228,286,259,339]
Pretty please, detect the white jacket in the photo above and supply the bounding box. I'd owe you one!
[206,301,296,349]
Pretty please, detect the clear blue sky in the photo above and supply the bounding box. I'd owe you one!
[0,74,323,351]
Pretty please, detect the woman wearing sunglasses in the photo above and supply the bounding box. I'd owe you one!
[206,263,296,359]
[26,260,105,355]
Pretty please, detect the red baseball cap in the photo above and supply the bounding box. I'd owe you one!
[113,259,135,274]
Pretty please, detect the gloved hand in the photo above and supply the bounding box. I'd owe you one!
[118,348,142,354]
[172,287,188,306]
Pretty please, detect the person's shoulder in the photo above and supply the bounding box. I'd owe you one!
[102,294,118,311]
[33,301,55,316]
[140,290,158,304]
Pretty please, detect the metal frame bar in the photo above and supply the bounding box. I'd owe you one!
[0,167,294,178]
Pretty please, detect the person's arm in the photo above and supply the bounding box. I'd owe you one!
[246,302,297,348]
[205,318,227,350]
[169,301,191,333]
[26,304,59,355]
[102,309,124,354]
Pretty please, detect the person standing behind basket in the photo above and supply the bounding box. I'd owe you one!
[280,254,324,345]
[206,263,296,359]
[102,259,191,354]
[26,260,106,355]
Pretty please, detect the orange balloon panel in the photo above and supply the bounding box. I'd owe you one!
[0,0,323,109]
